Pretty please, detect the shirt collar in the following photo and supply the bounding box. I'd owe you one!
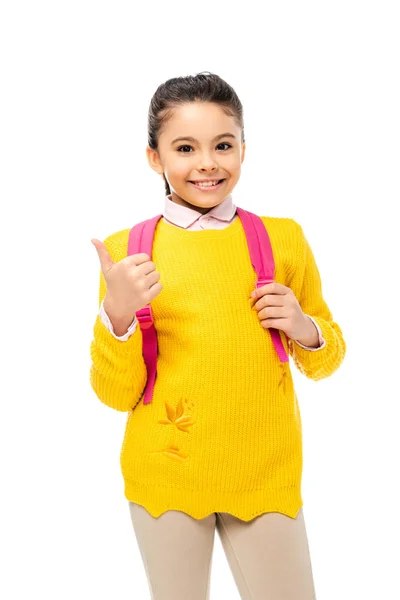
[163,193,237,229]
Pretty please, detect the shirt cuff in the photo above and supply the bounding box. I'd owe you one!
[99,300,137,341]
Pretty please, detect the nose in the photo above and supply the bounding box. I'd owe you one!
[198,152,218,171]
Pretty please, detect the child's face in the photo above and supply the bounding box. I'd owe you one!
[146,102,246,214]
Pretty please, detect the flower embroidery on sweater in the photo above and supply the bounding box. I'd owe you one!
[157,398,196,433]
[278,363,289,396]
[159,444,188,461]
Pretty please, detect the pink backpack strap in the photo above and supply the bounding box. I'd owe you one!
[128,214,163,405]
[236,207,289,363]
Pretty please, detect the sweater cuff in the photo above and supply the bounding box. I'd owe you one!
[289,315,346,380]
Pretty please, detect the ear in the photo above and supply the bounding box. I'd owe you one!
[241,141,246,164]
[146,146,164,175]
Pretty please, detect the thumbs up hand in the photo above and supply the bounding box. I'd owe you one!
[91,238,163,320]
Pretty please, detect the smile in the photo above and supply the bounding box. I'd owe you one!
[188,179,225,191]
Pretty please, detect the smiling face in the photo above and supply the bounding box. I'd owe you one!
[146,101,246,215]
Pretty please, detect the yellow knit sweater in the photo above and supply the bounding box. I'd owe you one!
[89,215,346,521]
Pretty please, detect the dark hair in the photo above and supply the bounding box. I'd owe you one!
[147,71,245,196]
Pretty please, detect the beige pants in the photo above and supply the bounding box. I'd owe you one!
[128,502,317,600]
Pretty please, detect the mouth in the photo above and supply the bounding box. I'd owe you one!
[188,179,226,191]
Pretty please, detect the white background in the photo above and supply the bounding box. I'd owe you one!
[1,1,399,599]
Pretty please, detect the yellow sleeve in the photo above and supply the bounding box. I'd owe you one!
[89,230,147,412]
[287,220,346,381]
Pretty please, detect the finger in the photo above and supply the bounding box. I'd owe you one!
[91,239,115,272]
[250,282,288,299]
[135,258,157,276]
[261,317,286,329]
[248,291,258,307]
[257,306,286,320]
[253,294,284,311]
[126,253,152,266]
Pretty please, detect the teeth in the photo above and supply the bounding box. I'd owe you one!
[193,180,220,187]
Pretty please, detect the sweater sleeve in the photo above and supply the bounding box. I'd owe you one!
[287,220,346,380]
[89,232,147,412]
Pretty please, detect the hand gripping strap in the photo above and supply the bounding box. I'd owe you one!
[236,208,289,363]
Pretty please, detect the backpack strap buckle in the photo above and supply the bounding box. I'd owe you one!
[136,305,154,329]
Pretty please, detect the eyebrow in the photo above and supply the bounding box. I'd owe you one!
[171,133,236,145]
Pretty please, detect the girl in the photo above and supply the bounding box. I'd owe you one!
[89,71,346,600]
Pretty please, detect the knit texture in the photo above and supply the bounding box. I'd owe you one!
[89,215,346,520]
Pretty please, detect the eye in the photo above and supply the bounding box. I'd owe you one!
[176,142,233,153]
[217,142,232,151]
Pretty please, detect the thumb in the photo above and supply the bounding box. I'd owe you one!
[91,238,115,273]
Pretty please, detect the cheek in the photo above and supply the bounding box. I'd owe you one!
[177,165,192,178]
[168,161,191,179]
[223,154,242,174]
